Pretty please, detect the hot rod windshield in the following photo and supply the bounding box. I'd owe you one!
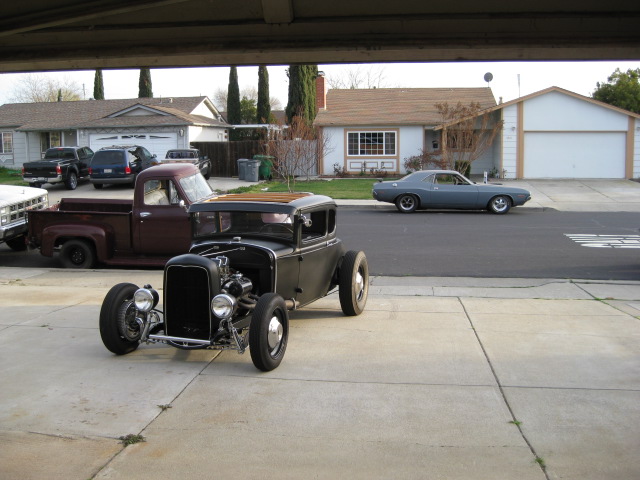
[192,211,294,241]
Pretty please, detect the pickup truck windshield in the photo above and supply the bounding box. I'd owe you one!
[44,149,75,160]
[193,211,294,241]
[179,173,213,202]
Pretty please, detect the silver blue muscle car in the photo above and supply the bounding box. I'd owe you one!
[372,170,531,214]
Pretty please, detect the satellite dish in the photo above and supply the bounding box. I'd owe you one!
[484,72,493,84]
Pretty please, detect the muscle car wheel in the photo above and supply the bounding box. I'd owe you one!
[488,195,511,214]
[339,250,369,316]
[65,171,78,190]
[395,194,418,213]
[60,239,95,269]
[249,293,289,371]
[99,283,140,355]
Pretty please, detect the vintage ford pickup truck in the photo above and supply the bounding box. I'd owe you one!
[27,163,215,268]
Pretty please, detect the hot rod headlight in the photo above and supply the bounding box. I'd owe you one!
[211,294,236,319]
[134,287,159,312]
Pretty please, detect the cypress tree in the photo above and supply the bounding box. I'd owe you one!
[93,69,105,100]
[226,66,241,140]
[256,65,271,123]
[138,68,153,98]
[285,64,318,125]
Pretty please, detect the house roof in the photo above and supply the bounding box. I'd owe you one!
[433,85,640,130]
[488,86,640,119]
[313,88,496,127]
[0,96,230,131]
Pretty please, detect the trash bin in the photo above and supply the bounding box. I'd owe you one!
[254,155,274,180]
[245,159,261,182]
[237,158,249,180]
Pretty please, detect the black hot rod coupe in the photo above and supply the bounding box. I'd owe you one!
[99,192,369,371]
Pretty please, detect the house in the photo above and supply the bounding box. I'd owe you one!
[314,80,640,179]
[314,82,498,176]
[0,96,230,167]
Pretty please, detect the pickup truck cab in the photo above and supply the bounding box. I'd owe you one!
[0,185,48,250]
[162,148,212,179]
[27,163,215,268]
[22,146,94,190]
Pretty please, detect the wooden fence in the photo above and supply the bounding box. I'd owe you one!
[191,141,264,177]
[191,140,318,178]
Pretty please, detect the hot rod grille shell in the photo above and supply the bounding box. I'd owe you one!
[164,255,221,340]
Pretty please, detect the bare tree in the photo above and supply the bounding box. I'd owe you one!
[263,115,333,192]
[434,102,503,175]
[213,86,281,113]
[326,65,390,89]
[10,74,82,103]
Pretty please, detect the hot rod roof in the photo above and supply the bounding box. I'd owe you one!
[190,192,336,213]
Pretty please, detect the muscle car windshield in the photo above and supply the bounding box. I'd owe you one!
[193,211,294,240]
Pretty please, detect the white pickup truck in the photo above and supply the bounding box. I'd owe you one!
[162,148,212,179]
[0,185,49,250]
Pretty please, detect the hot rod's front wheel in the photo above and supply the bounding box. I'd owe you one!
[249,293,289,372]
[99,283,140,355]
[339,250,369,316]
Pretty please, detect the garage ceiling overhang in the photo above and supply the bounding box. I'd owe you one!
[1,0,640,73]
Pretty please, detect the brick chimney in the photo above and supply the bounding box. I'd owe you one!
[316,71,326,110]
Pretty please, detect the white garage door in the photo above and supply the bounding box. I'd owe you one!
[523,132,626,178]
[89,133,178,159]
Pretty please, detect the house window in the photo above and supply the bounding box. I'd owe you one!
[347,131,396,156]
[1,132,13,153]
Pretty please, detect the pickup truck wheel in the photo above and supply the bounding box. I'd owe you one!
[5,235,27,251]
[203,162,211,180]
[249,293,288,371]
[60,239,95,269]
[339,250,369,316]
[100,283,140,355]
[65,171,78,190]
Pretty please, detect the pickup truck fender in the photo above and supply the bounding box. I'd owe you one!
[41,224,114,261]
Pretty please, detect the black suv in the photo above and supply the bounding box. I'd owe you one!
[89,145,158,189]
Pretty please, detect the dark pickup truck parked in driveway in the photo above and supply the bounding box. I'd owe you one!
[27,164,215,268]
[22,146,94,190]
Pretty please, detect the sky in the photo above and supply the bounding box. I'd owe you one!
[1,61,639,109]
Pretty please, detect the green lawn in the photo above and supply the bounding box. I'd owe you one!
[0,167,26,186]
[228,178,393,199]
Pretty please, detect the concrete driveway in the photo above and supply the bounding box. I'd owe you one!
[1,268,639,480]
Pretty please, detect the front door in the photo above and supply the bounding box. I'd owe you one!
[429,173,479,208]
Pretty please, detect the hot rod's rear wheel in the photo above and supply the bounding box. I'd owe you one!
[339,250,369,316]
[99,283,140,355]
[249,293,289,372]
